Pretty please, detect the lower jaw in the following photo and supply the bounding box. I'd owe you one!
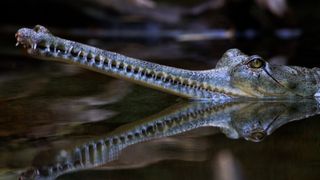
[23,44,245,100]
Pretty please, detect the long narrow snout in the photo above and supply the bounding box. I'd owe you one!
[15,25,320,100]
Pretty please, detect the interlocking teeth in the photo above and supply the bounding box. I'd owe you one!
[14,28,236,99]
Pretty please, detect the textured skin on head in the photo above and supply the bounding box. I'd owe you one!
[16,25,320,100]
[215,48,247,68]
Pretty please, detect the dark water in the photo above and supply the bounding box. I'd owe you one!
[1,34,320,180]
[2,0,320,176]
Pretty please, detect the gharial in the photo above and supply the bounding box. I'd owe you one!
[15,25,320,100]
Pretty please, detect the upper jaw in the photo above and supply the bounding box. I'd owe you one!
[15,28,52,52]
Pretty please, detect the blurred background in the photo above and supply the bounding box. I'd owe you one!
[1,0,320,180]
[1,0,320,66]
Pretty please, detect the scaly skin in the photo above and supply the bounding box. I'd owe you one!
[15,25,320,100]
[19,99,320,179]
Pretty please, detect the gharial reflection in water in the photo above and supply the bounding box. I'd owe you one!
[18,99,320,180]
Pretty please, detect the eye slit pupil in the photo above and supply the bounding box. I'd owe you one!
[249,57,264,69]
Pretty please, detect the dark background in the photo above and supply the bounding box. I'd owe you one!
[1,1,320,180]
[1,0,320,67]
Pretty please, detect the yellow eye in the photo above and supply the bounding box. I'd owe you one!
[248,56,265,69]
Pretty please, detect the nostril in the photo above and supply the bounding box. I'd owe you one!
[33,25,50,34]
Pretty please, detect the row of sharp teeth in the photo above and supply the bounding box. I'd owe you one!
[27,41,233,96]
[37,42,211,87]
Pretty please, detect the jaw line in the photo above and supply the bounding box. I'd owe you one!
[263,67,286,88]
[262,67,303,97]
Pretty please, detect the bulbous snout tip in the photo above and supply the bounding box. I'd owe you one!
[15,28,28,47]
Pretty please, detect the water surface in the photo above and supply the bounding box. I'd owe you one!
[1,38,320,180]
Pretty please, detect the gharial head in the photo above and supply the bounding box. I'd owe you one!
[15,25,320,99]
[15,25,68,57]
[15,25,52,50]
[216,49,320,98]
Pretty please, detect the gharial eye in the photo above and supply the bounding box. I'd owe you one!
[247,56,265,69]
